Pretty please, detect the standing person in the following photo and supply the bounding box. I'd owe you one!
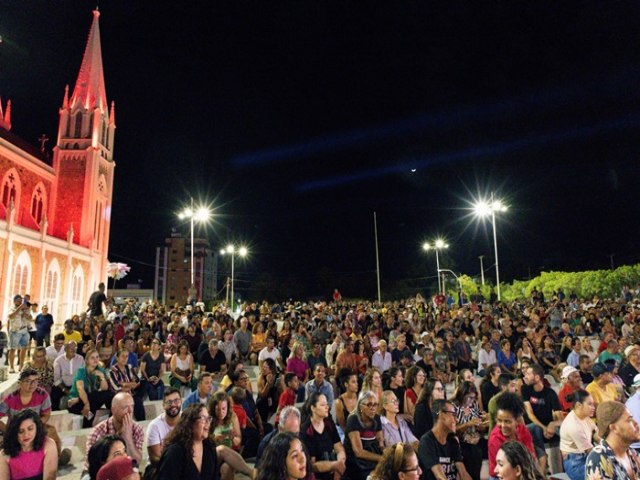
[585,401,640,479]
[559,389,597,480]
[88,283,110,322]
[418,399,472,480]
[343,391,384,480]
[34,305,54,347]
[7,294,31,373]
[488,393,536,480]
[256,432,313,480]
[494,441,544,480]
[156,404,219,480]
[0,409,58,480]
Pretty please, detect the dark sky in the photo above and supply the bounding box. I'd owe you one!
[2,1,640,299]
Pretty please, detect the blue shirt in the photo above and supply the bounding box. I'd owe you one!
[566,350,580,367]
[304,379,334,405]
[626,392,640,449]
[182,389,212,411]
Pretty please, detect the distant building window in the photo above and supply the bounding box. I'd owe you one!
[74,114,82,137]
[43,260,60,314]
[1,169,20,209]
[70,266,84,315]
[30,183,47,225]
[12,251,31,296]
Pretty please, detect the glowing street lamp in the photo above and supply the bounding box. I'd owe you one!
[473,195,508,301]
[422,239,448,295]
[219,244,248,311]
[178,199,212,291]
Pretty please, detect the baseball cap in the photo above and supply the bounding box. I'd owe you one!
[592,362,614,378]
[97,455,137,480]
[561,366,579,380]
[625,345,640,358]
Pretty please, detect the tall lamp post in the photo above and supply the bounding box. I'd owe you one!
[473,195,508,301]
[422,239,448,295]
[178,199,211,295]
[220,244,247,312]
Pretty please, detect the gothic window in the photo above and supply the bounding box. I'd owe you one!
[12,251,31,296]
[1,169,20,210]
[70,266,84,316]
[30,183,47,225]
[43,259,60,314]
[74,114,82,137]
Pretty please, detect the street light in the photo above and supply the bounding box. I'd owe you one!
[178,199,211,296]
[422,239,448,295]
[473,195,508,301]
[219,244,248,312]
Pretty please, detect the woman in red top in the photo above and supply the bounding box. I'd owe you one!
[403,366,425,424]
[353,341,369,377]
[488,392,536,479]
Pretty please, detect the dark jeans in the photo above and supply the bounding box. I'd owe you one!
[144,380,165,401]
[132,388,146,421]
[68,390,114,428]
[51,385,70,411]
[36,332,51,347]
[461,438,487,480]
[564,452,587,480]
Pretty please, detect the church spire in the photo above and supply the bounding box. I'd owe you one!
[69,10,107,112]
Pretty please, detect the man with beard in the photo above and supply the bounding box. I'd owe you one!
[585,401,640,479]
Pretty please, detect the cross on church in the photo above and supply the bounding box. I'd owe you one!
[8,173,14,183]
[38,134,49,152]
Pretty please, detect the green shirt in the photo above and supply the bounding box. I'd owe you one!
[69,366,108,400]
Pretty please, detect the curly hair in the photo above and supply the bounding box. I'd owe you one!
[499,441,544,480]
[3,409,47,457]
[256,432,312,480]
[370,442,416,480]
[87,434,126,480]
[208,390,233,428]
[404,365,425,389]
[163,403,207,458]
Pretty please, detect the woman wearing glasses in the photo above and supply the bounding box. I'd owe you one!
[453,381,488,480]
[157,403,219,480]
[379,391,418,449]
[344,390,384,480]
[368,443,422,480]
[413,378,446,439]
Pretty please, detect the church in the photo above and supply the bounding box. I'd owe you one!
[0,10,115,326]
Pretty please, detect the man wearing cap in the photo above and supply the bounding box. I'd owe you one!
[621,344,640,390]
[559,366,583,412]
[587,362,620,407]
[585,401,640,479]
[7,294,32,372]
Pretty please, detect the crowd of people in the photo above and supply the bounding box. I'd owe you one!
[1,283,640,479]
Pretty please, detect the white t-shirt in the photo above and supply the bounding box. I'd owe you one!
[477,348,497,372]
[146,413,175,448]
[258,347,281,363]
[559,410,596,454]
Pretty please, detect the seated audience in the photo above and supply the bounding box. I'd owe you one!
[413,377,446,439]
[344,391,384,480]
[369,443,423,480]
[108,349,145,421]
[256,432,313,480]
[68,347,114,428]
[559,389,596,480]
[379,390,418,449]
[494,440,544,480]
[256,406,301,465]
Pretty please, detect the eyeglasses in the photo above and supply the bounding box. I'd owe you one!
[164,398,181,406]
[239,376,249,381]
[440,410,456,415]
[21,379,38,386]
[198,416,213,423]
[385,398,399,404]
[401,466,421,473]
[364,402,379,408]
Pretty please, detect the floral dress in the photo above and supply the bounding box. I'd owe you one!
[23,361,54,393]
[585,439,640,480]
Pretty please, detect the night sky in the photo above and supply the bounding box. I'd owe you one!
[2,2,640,300]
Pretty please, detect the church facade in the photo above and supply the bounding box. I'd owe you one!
[0,10,115,326]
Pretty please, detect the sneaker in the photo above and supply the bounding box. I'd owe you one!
[59,448,72,466]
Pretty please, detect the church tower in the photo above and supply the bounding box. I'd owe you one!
[51,9,115,284]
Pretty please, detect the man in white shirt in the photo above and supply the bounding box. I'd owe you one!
[258,337,284,370]
[146,388,182,465]
[45,334,66,363]
[478,340,497,376]
[52,341,85,410]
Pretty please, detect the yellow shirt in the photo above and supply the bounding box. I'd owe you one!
[586,381,618,405]
[63,330,83,343]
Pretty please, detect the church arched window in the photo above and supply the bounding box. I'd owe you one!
[30,183,47,225]
[12,250,31,296]
[1,168,20,210]
[43,259,60,314]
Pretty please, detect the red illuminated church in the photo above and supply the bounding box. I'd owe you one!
[0,10,115,325]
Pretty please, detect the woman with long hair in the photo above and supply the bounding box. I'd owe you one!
[256,431,313,480]
[256,358,282,423]
[413,377,446,439]
[379,390,418,449]
[286,341,310,402]
[404,366,425,423]
[344,391,384,480]
[386,367,406,415]
[85,434,127,480]
[0,409,57,480]
[362,368,384,403]
[140,338,166,401]
[209,390,241,451]
[452,380,488,480]
[480,364,502,407]
[299,393,346,480]
[517,338,538,367]
[108,348,145,421]
[157,403,219,480]
[249,323,267,366]
[67,347,113,428]
[96,321,116,365]
[369,443,422,480]
[335,372,359,430]
[169,340,197,393]
[559,389,597,480]
[494,440,544,480]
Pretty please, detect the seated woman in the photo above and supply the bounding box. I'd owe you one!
[299,393,346,480]
[498,340,518,376]
[559,389,597,480]
[379,390,418,449]
[108,349,145,421]
[169,340,198,394]
[0,409,58,480]
[140,339,166,401]
[22,347,54,394]
[413,378,446,439]
[256,358,281,424]
[362,368,384,403]
[403,366,426,424]
[343,391,384,480]
[68,348,113,428]
[95,322,116,365]
[257,432,313,480]
[494,440,544,480]
[369,443,422,480]
[249,323,267,366]
[157,404,219,480]
[84,434,127,480]
[335,372,359,432]
[452,380,488,480]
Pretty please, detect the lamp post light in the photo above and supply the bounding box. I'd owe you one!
[473,195,508,301]
[219,244,247,312]
[422,239,448,295]
[178,199,211,294]
[478,255,485,286]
